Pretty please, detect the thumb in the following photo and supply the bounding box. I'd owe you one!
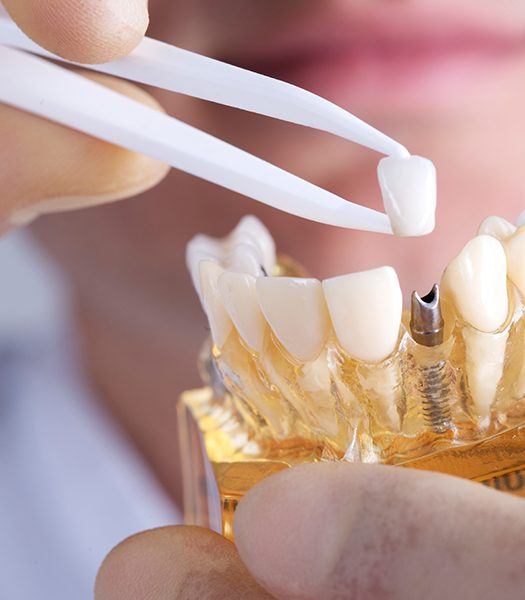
[94,526,272,599]
[2,0,149,63]
[234,463,525,600]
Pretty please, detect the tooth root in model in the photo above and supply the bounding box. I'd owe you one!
[217,270,293,437]
[199,260,233,349]
[323,266,403,432]
[256,277,330,363]
[442,235,509,421]
[255,276,338,436]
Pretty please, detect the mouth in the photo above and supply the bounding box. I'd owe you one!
[228,7,525,110]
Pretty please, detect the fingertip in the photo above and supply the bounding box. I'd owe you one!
[94,527,194,600]
[95,526,271,600]
[3,0,149,63]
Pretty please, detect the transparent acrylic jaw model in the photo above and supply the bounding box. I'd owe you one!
[179,227,525,542]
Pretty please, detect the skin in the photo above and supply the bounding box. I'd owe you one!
[3,0,525,597]
[95,464,525,599]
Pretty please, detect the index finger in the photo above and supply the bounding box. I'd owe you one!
[2,0,149,63]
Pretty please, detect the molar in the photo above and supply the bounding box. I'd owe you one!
[229,215,276,274]
[478,216,516,241]
[224,242,265,277]
[256,277,329,362]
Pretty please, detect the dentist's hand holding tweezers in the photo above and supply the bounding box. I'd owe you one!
[0,0,438,236]
[0,0,168,233]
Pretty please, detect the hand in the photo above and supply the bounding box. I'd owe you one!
[0,0,167,232]
[95,463,525,599]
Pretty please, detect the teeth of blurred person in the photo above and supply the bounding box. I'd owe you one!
[477,216,516,241]
[377,155,436,237]
[224,242,265,277]
[229,215,276,274]
[256,277,329,362]
[442,235,509,418]
[322,266,402,363]
[442,235,508,333]
[199,260,232,349]
[186,235,223,298]
[504,225,525,298]
[218,272,266,352]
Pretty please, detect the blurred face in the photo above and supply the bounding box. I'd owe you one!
[34,0,525,350]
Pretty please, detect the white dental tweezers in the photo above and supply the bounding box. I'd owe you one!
[0,16,409,233]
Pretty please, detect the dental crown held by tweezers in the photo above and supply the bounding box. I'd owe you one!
[0,15,435,235]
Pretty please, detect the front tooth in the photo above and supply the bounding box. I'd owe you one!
[224,243,265,277]
[186,235,223,298]
[504,225,525,297]
[377,155,436,237]
[256,277,329,361]
[323,266,402,363]
[230,215,276,274]
[477,216,516,241]
[218,272,266,352]
[199,260,232,348]
[442,235,508,332]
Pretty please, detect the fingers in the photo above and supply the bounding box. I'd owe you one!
[2,0,149,63]
[0,71,168,229]
[94,526,272,600]
[235,463,525,600]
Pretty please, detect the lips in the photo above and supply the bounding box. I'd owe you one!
[228,7,525,109]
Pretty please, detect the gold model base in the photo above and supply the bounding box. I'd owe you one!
[178,387,525,541]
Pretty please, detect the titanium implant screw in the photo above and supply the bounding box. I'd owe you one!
[410,284,452,433]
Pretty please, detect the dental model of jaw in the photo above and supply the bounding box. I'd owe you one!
[186,212,525,465]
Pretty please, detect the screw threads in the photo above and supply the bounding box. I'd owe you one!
[418,359,452,433]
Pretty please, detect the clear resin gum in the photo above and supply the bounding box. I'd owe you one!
[178,257,525,541]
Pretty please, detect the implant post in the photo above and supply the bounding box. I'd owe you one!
[409,284,452,434]
[410,284,444,347]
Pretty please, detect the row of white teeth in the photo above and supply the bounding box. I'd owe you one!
[187,213,525,366]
